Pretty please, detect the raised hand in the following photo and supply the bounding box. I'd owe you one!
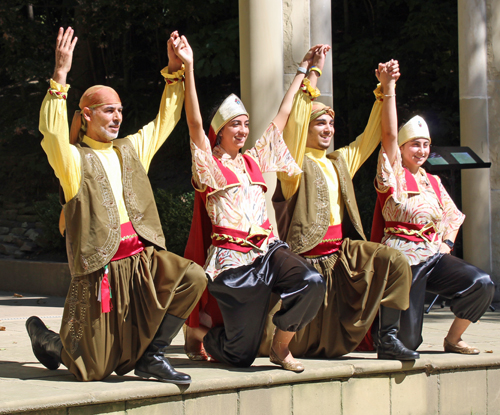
[53,27,78,85]
[311,44,331,72]
[167,31,183,73]
[301,44,322,69]
[376,59,400,90]
[174,35,194,69]
[378,59,399,164]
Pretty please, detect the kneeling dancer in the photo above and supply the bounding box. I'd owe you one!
[263,59,418,360]
[26,27,206,383]
[372,115,495,353]
[176,37,326,371]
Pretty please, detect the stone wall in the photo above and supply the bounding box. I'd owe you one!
[0,201,43,260]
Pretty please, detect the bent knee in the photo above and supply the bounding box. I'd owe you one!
[185,262,208,288]
[303,267,326,296]
[478,274,495,298]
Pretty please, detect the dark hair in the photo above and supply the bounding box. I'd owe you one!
[208,96,227,124]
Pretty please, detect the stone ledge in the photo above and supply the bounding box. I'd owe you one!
[2,353,500,415]
[0,259,70,297]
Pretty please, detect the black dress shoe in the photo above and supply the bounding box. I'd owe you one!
[26,316,63,370]
[135,351,191,384]
[378,336,420,360]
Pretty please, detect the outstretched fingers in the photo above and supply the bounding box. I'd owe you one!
[52,27,77,85]
[58,27,77,52]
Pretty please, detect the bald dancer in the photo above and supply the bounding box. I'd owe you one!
[26,27,206,383]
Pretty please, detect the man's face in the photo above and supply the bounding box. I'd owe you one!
[85,104,123,143]
[306,114,334,150]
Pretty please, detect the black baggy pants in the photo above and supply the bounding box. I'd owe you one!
[203,241,325,367]
[398,253,494,350]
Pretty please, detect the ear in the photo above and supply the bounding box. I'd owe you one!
[82,107,92,122]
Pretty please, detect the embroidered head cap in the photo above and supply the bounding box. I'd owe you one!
[310,102,335,122]
[69,85,121,144]
[398,115,431,147]
[210,94,248,135]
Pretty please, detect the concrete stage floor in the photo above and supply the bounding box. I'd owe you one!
[1,291,499,414]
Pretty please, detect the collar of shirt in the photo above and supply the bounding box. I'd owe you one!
[304,147,343,225]
[82,135,114,151]
[213,145,245,170]
[305,147,328,161]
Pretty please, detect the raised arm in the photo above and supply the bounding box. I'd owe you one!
[174,35,209,153]
[127,31,186,170]
[40,27,82,203]
[272,44,330,132]
[377,59,400,165]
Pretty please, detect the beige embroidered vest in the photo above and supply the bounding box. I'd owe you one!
[273,150,366,255]
[62,138,166,276]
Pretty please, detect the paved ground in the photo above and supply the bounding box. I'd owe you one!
[1,291,499,414]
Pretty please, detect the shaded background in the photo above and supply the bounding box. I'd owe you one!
[0,0,460,258]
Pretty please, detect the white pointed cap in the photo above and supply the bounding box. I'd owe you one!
[210,94,249,135]
[398,115,431,147]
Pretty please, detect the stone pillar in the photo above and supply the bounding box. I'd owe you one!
[310,0,333,108]
[239,0,333,228]
[239,0,284,228]
[487,0,500,292]
[283,0,333,146]
[458,0,492,275]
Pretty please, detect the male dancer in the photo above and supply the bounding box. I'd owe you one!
[26,27,206,383]
[266,60,418,360]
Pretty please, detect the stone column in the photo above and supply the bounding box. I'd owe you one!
[283,0,333,147]
[239,0,334,228]
[310,0,333,108]
[458,0,492,275]
[487,0,500,291]
[239,0,284,228]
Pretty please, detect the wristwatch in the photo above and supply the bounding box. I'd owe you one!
[443,239,454,250]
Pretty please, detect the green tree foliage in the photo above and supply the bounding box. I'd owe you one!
[0,0,239,255]
[0,0,239,200]
[154,189,195,256]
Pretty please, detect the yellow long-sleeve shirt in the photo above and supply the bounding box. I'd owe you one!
[279,80,384,225]
[40,67,185,224]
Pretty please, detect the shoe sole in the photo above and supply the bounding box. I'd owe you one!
[377,353,420,360]
[134,370,192,385]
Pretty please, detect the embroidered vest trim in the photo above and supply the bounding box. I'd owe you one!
[63,138,165,276]
[273,151,365,256]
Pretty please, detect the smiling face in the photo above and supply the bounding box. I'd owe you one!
[400,138,430,173]
[306,114,334,150]
[84,104,123,143]
[219,115,250,156]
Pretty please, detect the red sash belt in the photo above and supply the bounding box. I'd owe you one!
[211,219,274,253]
[302,224,343,257]
[111,221,145,262]
[384,221,438,243]
[99,222,145,314]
